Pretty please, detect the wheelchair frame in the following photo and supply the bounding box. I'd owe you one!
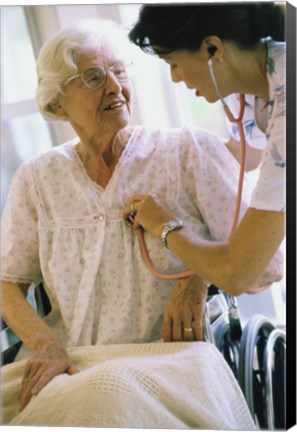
[205,288,286,430]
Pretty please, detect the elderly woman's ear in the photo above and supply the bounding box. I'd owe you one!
[49,100,68,120]
[55,104,67,118]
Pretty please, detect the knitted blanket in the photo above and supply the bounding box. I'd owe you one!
[1,341,256,429]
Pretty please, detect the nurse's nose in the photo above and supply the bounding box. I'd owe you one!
[170,67,182,84]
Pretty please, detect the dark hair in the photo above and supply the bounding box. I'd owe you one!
[129,2,285,54]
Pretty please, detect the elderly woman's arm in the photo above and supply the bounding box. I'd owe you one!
[1,281,79,411]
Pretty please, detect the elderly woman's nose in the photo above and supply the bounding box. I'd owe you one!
[105,71,122,92]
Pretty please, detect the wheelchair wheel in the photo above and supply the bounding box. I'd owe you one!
[213,319,240,380]
[264,328,286,430]
[238,314,276,428]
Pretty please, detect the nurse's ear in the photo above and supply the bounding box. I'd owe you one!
[203,36,224,62]
[208,46,217,59]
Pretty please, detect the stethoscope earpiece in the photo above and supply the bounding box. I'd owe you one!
[208,46,217,59]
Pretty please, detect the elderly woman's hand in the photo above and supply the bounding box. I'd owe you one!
[124,193,177,239]
[19,338,79,412]
[162,275,209,342]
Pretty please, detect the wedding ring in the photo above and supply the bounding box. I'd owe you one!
[131,202,135,212]
[183,327,193,333]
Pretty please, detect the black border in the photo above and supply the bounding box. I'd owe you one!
[285,1,296,430]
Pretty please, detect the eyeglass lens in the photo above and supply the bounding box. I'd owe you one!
[81,61,130,89]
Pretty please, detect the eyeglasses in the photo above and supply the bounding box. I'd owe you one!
[65,60,133,89]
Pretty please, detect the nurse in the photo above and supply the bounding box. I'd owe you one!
[125,3,286,295]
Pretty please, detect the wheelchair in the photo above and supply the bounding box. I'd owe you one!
[205,285,286,430]
[1,282,286,430]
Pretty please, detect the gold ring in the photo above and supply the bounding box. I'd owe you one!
[183,327,193,332]
[131,202,135,212]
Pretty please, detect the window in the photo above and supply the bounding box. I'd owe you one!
[1,6,53,211]
[119,3,228,136]
[2,7,37,104]
[172,84,229,138]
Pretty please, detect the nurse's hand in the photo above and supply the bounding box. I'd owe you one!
[162,275,209,342]
[123,193,176,239]
[19,339,79,412]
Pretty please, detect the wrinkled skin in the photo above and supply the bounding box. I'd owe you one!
[162,275,209,342]
[19,339,79,412]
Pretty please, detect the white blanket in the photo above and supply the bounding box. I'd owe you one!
[1,342,256,429]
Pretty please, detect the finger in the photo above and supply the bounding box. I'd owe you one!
[125,214,141,230]
[21,361,35,385]
[123,203,137,219]
[193,318,204,341]
[181,302,195,341]
[19,387,33,412]
[123,203,142,228]
[20,364,36,400]
[125,211,137,227]
[19,370,53,412]
[19,373,41,412]
[191,300,207,342]
[182,321,194,342]
[30,369,55,397]
[172,316,183,342]
[31,358,79,392]
[123,195,148,215]
[162,314,173,342]
[20,362,79,412]
[67,365,80,375]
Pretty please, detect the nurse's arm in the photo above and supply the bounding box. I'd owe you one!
[165,208,285,296]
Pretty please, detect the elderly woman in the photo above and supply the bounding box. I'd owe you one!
[1,19,281,429]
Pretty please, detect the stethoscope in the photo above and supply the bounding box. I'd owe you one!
[127,53,247,282]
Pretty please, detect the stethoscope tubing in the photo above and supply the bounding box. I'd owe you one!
[131,59,246,280]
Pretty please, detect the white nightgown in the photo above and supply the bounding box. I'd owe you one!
[1,125,253,348]
[1,126,256,429]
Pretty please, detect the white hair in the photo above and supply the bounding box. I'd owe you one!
[36,19,134,121]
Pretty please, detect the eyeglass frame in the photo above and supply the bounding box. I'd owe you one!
[64,60,133,90]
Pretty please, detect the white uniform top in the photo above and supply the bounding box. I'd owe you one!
[227,40,286,212]
[1,126,253,347]
[251,40,286,212]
